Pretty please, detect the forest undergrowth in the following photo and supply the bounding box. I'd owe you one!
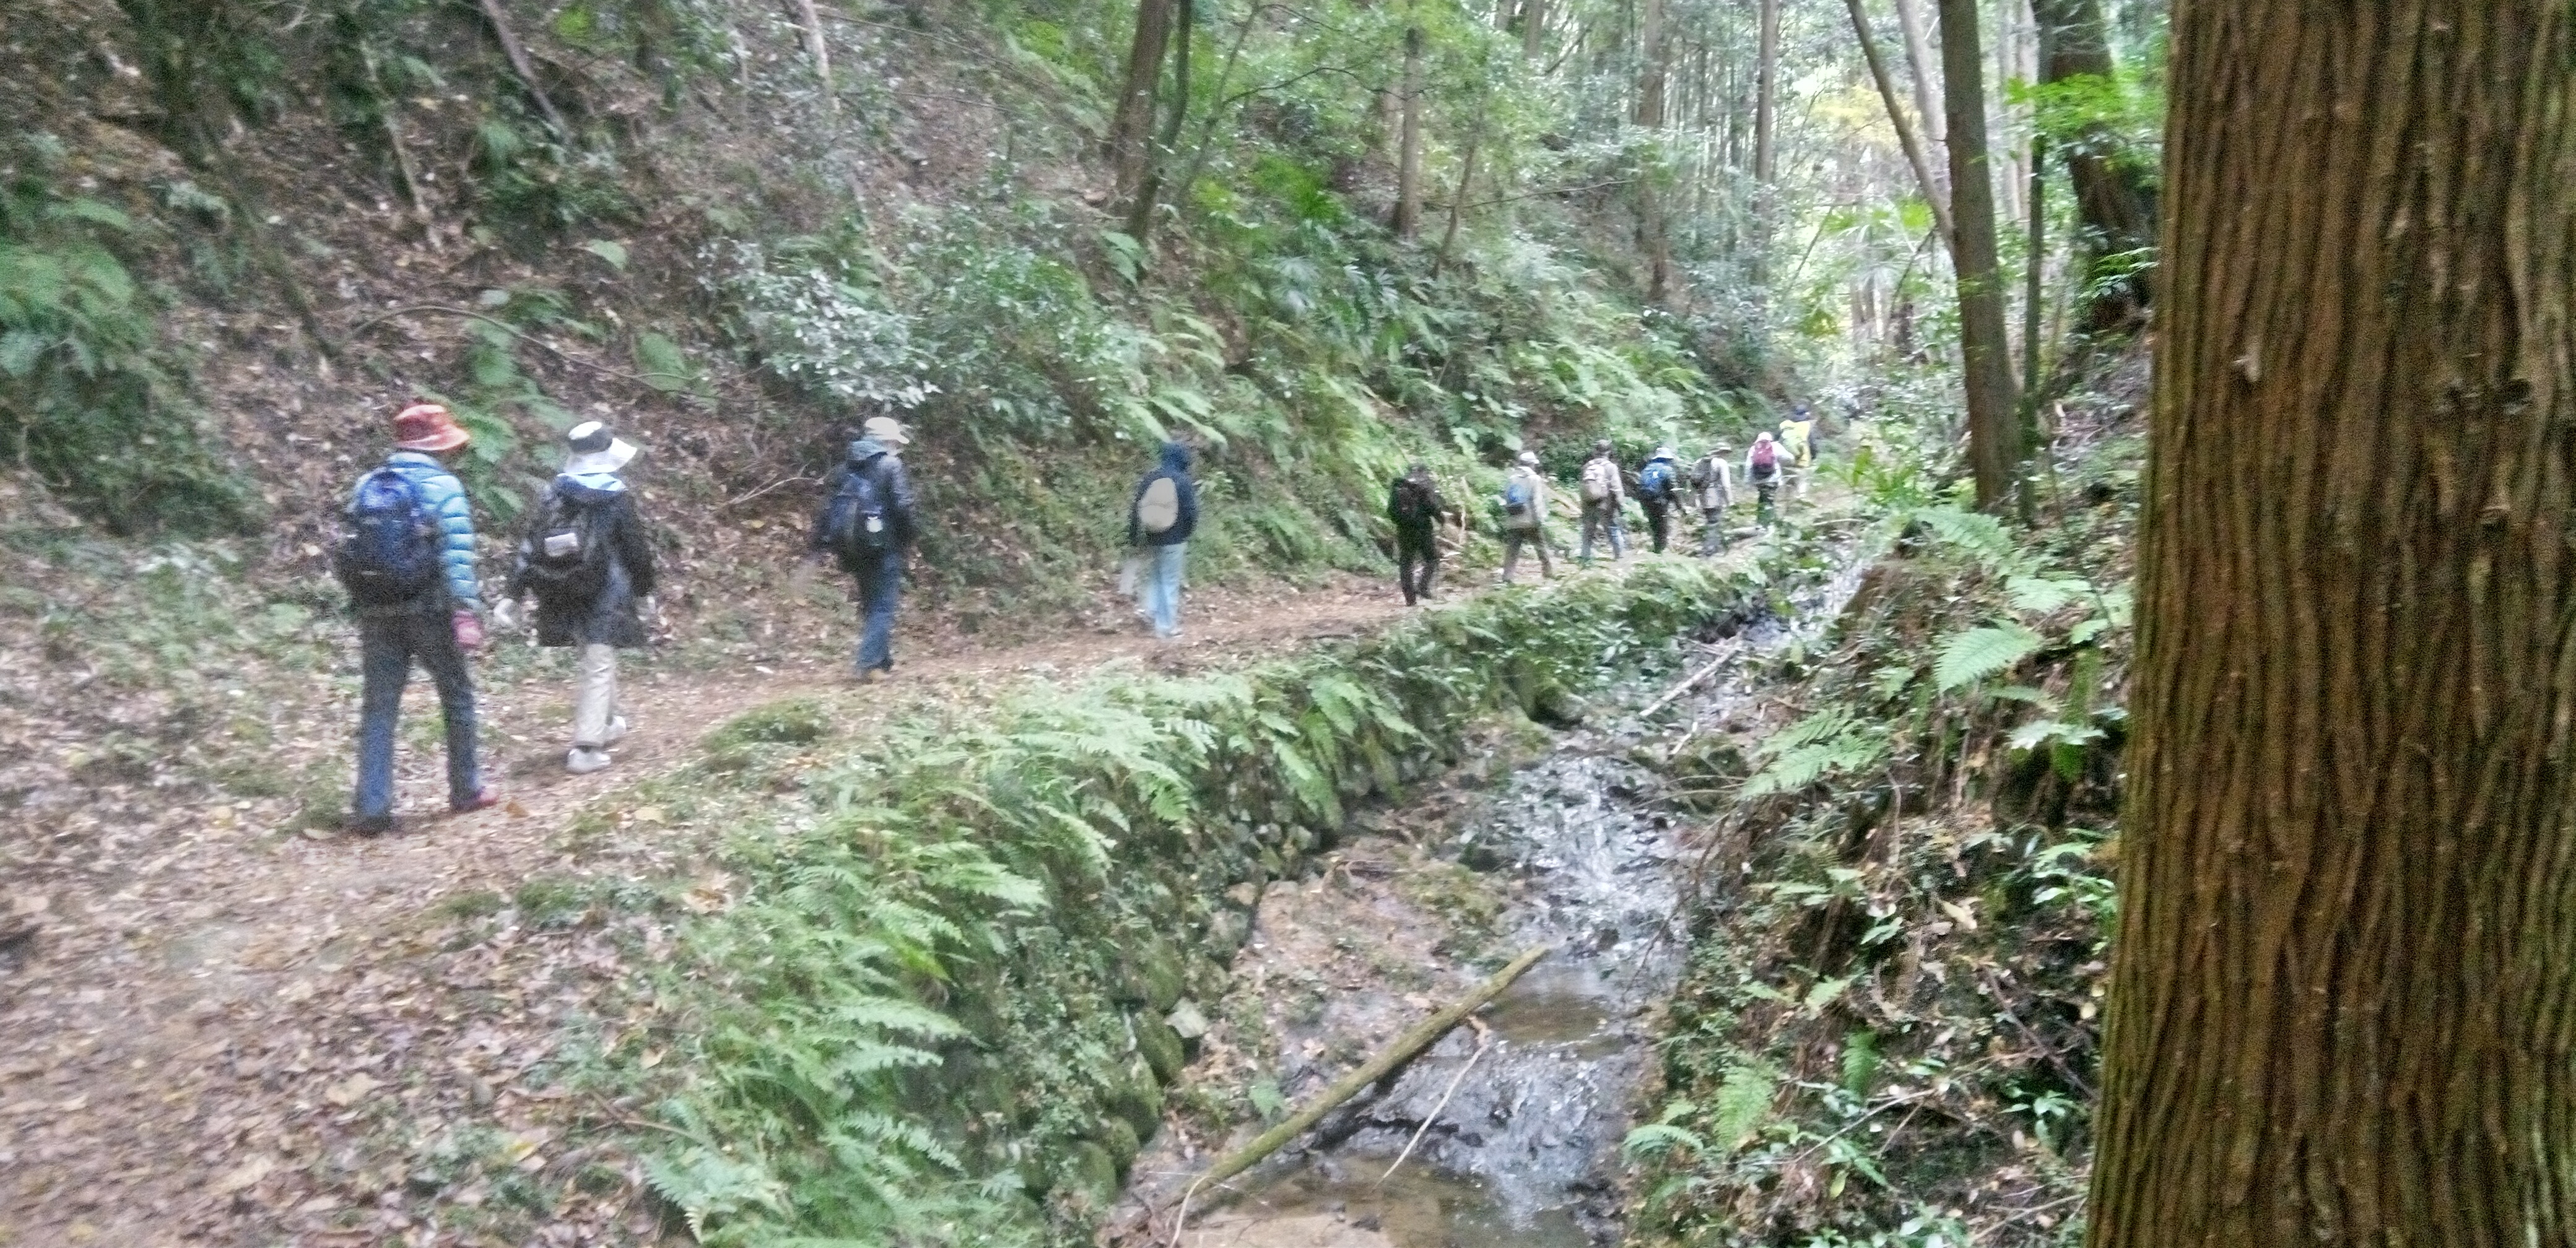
[1624,348,2147,1247]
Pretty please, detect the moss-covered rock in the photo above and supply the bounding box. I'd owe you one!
[1135,1013,1186,1084]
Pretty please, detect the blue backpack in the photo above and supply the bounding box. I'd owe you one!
[1640,459,1676,501]
[824,456,893,567]
[1501,475,1533,514]
[334,468,442,606]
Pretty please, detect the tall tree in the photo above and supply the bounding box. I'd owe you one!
[1891,0,1944,150]
[1843,0,1954,251]
[1125,0,1194,243]
[1634,0,1672,301]
[1752,0,1781,186]
[2031,0,2155,327]
[1936,0,2019,509]
[1106,0,1180,206]
[1391,24,1425,239]
[2089,4,2576,1245]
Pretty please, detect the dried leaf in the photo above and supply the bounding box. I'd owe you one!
[212,1155,277,1195]
[323,1073,380,1107]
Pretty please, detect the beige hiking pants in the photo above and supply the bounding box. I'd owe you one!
[573,644,622,750]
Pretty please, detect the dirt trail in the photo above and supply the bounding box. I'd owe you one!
[0,574,1416,1247]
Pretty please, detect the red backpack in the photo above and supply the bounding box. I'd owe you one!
[1751,441,1779,479]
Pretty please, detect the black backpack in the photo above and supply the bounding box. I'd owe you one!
[334,468,442,607]
[824,456,894,568]
[1390,476,1438,527]
[521,487,611,604]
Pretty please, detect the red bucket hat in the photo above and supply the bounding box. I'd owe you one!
[391,402,471,453]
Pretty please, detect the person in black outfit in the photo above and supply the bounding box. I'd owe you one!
[496,422,659,774]
[1387,464,1447,605]
[807,416,921,678]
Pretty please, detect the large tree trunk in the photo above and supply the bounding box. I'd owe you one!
[1391,25,1425,240]
[2089,4,2576,1246]
[1752,0,1780,186]
[1106,0,1178,206]
[2030,0,2155,328]
[1634,0,1671,302]
[1936,0,2019,511]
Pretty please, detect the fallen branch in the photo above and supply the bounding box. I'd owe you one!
[1643,645,1737,719]
[1378,1017,1489,1185]
[1170,945,1550,1242]
[477,0,573,137]
[1978,969,2095,1099]
[341,304,677,388]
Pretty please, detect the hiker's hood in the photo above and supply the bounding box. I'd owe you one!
[847,437,894,463]
[555,473,628,500]
[1158,442,1192,474]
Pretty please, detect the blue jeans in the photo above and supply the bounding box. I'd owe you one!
[1146,542,1186,637]
[853,552,903,671]
[354,611,481,820]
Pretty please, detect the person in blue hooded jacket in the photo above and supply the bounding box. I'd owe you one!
[807,416,921,679]
[344,401,498,834]
[1128,441,1199,640]
[496,422,660,774]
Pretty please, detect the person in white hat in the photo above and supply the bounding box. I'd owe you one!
[496,421,658,773]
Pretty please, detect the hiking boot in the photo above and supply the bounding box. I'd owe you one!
[346,812,395,837]
[567,747,613,774]
[450,786,502,815]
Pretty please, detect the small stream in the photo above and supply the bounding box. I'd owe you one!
[1177,553,1869,1248]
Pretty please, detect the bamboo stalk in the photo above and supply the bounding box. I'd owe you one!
[1168,945,1551,1241]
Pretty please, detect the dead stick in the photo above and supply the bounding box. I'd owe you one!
[1169,945,1550,1241]
[1378,1018,1488,1185]
[1642,645,1736,718]
[477,0,573,137]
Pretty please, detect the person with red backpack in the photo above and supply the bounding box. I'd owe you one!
[334,402,498,835]
[807,416,920,680]
[1744,431,1785,527]
[494,422,658,774]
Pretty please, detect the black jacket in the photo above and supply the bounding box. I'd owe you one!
[508,478,658,649]
[1388,474,1445,540]
[809,438,921,561]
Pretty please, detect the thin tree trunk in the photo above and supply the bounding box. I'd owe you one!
[1432,121,1482,279]
[2032,0,2154,327]
[1393,25,1425,240]
[1936,0,2019,511]
[1752,0,1780,185]
[791,0,835,115]
[1891,0,1944,149]
[2090,5,2576,1244]
[1521,0,1546,57]
[1634,0,1671,301]
[1126,0,1193,245]
[1844,0,1954,252]
[475,0,572,137]
[1106,0,1178,206]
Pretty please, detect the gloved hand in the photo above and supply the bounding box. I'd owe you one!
[452,609,487,651]
[490,597,521,631]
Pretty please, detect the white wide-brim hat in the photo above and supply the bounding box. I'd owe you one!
[563,420,638,475]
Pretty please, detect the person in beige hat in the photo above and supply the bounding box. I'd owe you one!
[807,416,920,677]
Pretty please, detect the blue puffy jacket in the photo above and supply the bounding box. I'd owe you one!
[363,451,481,611]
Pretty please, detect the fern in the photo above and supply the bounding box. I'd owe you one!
[1712,1061,1780,1151]
[1934,623,2045,691]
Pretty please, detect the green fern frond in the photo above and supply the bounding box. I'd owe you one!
[1934,623,2045,691]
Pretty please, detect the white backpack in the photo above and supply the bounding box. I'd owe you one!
[1580,458,1617,503]
[1137,477,1181,534]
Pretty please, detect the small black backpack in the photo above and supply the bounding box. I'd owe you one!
[823,456,894,568]
[521,487,611,604]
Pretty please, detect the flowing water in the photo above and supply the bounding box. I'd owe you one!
[1177,553,1869,1248]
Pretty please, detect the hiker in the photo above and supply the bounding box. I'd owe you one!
[1577,440,1625,564]
[494,422,658,775]
[1129,441,1199,640]
[334,401,498,834]
[1496,451,1555,584]
[1387,462,1447,606]
[1636,444,1682,555]
[1745,431,1785,527]
[1779,405,1817,500]
[808,416,920,680]
[1692,443,1736,555]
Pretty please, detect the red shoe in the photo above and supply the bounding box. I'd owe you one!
[450,786,501,815]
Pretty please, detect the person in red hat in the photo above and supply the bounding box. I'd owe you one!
[331,401,499,833]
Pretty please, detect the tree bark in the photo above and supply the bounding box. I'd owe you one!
[1125,0,1193,245]
[1392,25,1425,240]
[1634,0,1671,302]
[1752,0,1780,186]
[1843,0,1954,253]
[1936,0,2019,511]
[2088,4,2576,1246]
[1106,0,1178,206]
[1520,0,1546,58]
[2030,0,2155,327]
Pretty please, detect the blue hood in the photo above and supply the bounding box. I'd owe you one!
[1158,442,1192,474]
[847,437,896,465]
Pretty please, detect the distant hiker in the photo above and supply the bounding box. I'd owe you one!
[496,423,658,775]
[1387,463,1447,606]
[1129,441,1200,640]
[1746,431,1784,527]
[1779,405,1816,500]
[333,401,498,834]
[1497,451,1555,584]
[1636,444,1682,555]
[1692,443,1736,555]
[1577,440,1625,565]
[809,416,920,680]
